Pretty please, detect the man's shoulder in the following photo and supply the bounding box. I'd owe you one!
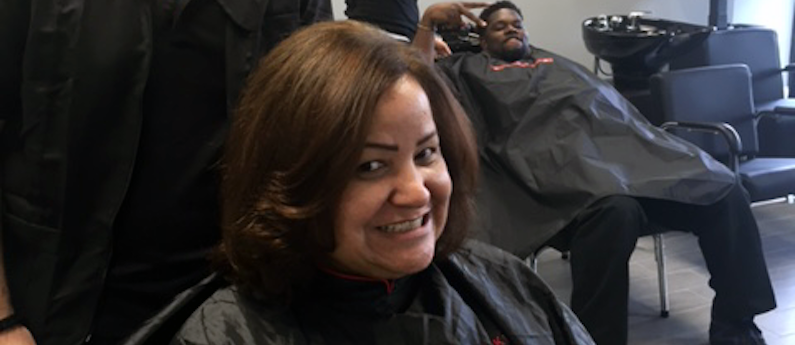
[530,47,593,74]
[436,51,485,68]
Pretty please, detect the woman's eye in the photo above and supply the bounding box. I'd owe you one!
[415,147,438,164]
[357,161,385,174]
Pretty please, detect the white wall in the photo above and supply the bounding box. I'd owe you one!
[331,0,794,67]
[733,0,795,65]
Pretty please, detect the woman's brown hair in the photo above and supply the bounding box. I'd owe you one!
[217,20,478,301]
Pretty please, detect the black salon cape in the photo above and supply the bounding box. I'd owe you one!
[171,241,595,344]
[436,49,736,258]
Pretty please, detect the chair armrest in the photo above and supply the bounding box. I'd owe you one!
[757,107,795,120]
[660,120,742,174]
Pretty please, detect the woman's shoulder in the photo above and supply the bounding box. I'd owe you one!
[441,241,596,344]
[443,240,553,294]
[450,239,527,268]
[172,286,303,345]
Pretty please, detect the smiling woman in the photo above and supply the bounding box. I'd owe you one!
[329,75,453,280]
[171,19,595,345]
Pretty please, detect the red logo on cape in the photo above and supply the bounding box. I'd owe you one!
[490,57,554,72]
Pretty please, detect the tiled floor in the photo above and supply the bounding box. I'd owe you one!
[534,199,795,345]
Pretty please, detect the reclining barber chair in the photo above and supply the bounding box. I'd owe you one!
[651,63,795,203]
[670,26,795,157]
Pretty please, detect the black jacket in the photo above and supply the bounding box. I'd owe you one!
[0,1,331,344]
[172,241,595,345]
[436,49,737,257]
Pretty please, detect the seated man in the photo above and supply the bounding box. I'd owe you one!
[413,2,776,345]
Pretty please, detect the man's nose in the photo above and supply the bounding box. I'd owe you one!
[390,166,430,207]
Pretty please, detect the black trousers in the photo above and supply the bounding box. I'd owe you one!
[546,185,776,345]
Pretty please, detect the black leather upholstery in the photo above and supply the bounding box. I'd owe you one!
[651,64,795,202]
[670,27,795,157]
[740,158,795,201]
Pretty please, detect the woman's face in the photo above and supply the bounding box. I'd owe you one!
[328,75,452,279]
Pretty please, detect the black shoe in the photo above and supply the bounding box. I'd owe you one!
[709,318,766,345]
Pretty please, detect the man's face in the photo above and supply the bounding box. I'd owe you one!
[480,8,529,62]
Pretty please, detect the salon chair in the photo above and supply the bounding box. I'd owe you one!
[651,63,795,202]
[670,26,795,157]
[120,273,227,345]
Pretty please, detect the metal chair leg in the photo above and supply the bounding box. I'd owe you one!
[533,235,671,318]
[653,233,670,318]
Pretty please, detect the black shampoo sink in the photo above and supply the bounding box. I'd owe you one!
[582,14,711,90]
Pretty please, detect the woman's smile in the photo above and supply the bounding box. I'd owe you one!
[375,213,429,233]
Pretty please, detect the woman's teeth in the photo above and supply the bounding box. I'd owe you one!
[377,216,425,233]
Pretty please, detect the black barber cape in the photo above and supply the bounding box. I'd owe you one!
[436,49,736,258]
[172,241,595,344]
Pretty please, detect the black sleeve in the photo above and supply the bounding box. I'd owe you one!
[300,0,334,24]
[0,0,29,128]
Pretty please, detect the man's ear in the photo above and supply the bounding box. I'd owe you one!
[478,37,488,52]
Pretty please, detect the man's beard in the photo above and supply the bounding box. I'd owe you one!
[499,44,527,62]
[491,36,527,62]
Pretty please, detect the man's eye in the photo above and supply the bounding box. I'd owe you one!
[357,161,385,174]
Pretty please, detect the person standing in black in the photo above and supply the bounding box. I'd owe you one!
[346,0,453,58]
[346,0,419,41]
[0,1,330,344]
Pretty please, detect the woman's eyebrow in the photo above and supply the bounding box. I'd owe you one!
[364,130,438,151]
[417,131,438,145]
[364,142,398,151]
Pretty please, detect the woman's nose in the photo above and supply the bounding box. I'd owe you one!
[390,166,431,207]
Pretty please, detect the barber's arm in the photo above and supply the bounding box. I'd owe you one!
[0,243,36,345]
[0,0,37,343]
[412,2,488,64]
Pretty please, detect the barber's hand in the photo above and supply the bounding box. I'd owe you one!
[420,2,489,31]
[434,36,452,59]
[0,326,37,345]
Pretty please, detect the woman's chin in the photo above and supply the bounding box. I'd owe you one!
[373,247,435,279]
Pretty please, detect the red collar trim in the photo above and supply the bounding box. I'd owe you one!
[492,334,510,345]
[317,265,397,294]
[490,57,554,72]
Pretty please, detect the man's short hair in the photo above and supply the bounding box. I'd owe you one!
[479,1,523,22]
